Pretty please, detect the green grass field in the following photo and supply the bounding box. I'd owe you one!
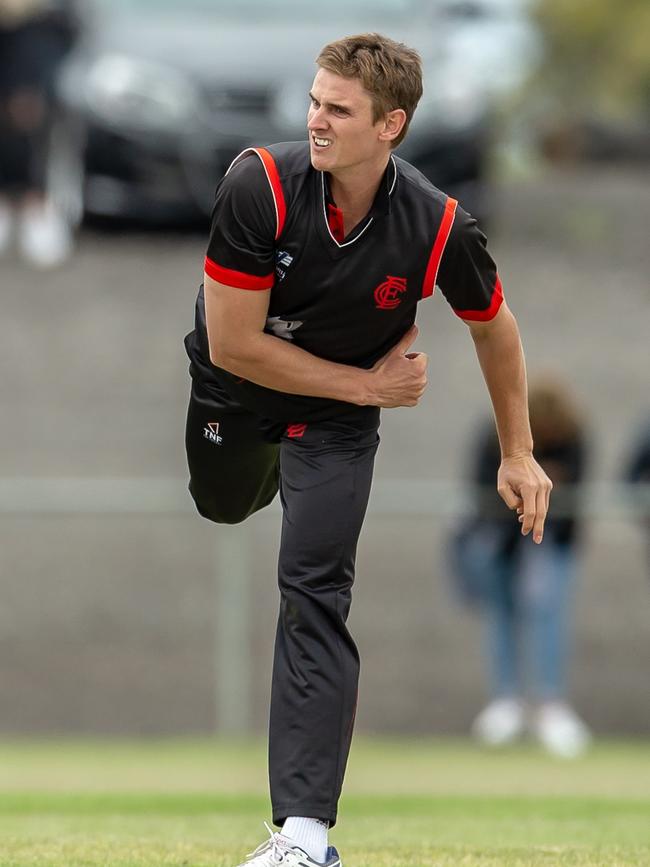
[1,737,649,866]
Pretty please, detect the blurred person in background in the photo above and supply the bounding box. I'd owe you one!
[185,33,552,867]
[0,0,77,267]
[460,376,590,758]
[624,416,650,571]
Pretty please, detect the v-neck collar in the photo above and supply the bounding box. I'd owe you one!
[320,156,397,249]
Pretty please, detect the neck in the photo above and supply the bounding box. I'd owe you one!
[328,154,391,215]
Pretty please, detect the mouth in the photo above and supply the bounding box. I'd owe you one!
[311,134,332,149]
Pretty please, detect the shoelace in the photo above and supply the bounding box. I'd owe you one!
[245,822,288,864]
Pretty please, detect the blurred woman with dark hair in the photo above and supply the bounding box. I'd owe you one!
[466,375,591,757]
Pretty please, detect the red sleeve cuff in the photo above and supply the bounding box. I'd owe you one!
[454,276,504,321]
[204,256,274,290]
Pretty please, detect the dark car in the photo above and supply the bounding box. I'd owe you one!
[49,0,492,225]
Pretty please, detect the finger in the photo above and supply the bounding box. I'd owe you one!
[413,352,429,369]
[520,486,536,536]
[498,481,522,511]
[533,486,548,544]
[389,324,419,357]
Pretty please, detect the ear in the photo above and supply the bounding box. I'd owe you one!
[378,108,407,143]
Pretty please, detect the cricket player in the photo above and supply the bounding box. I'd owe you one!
[184,33,552,867]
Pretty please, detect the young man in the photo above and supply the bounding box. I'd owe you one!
[184,33,551,867]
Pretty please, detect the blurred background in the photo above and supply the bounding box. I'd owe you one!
[1,0,649,749]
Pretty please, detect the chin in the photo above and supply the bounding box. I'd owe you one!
[309,145,335,171]
[310,154,327,171]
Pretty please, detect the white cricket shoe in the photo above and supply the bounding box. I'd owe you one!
[532,702,591,758]
[471,698,526,746]
[237,824,342,867]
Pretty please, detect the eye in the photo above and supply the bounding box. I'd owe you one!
[310,96,320,108]
[334,107,348,116]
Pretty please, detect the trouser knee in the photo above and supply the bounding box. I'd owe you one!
[189,482,250,525]
[189,475,278,525]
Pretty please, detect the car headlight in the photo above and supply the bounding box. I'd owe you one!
[85,55,199,134]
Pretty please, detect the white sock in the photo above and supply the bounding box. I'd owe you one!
[281,816,329,863]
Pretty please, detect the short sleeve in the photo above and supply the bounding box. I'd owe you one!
[204,153,276,290]
[436,207,504,321]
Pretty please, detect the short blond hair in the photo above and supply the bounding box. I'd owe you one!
[316,33,423,148]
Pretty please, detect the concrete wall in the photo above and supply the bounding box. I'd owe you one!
[1,166,649,735]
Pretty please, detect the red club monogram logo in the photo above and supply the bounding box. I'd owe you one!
[374,275,408,310]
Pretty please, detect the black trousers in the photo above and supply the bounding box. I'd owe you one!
[186,374,379,827]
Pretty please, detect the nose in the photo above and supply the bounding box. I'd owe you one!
[308,104,328,131]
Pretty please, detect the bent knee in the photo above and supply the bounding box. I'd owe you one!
[195,499,250,525]
[197,504,248,524]
[189,485,249,525]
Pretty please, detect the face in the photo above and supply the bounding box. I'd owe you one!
[307,67,390,177]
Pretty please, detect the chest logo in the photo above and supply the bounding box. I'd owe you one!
[374,275,408,310]
[275,250,293,282]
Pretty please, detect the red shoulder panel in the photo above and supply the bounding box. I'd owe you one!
[255,147,287,240]
[421,196,458,299]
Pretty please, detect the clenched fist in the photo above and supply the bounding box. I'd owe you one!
[366,325,428,408]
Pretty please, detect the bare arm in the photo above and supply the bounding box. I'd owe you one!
[204,274,428,408]
[465,302,552,542]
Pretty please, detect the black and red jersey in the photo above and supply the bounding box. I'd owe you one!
[186,141,503,422]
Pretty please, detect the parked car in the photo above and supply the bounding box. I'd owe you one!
[439,0,542,102]
[49,0,493,225]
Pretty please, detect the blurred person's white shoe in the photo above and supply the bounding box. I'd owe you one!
[0,199,13,256]
[18,199,72,268]
[471,698,526,746]
[532,702,591,759]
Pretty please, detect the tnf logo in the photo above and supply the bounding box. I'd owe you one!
[374,275,407,310]
[203,421,223,445]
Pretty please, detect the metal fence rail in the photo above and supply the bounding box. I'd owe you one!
[1,478,648,732]
[0,478,648,517]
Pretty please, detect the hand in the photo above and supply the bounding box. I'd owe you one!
[367,325,428,408]
[497,453,553,544]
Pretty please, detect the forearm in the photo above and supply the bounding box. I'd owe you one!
[469,305,533,458]
[216,331,372,404]
[205,278,424,409]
